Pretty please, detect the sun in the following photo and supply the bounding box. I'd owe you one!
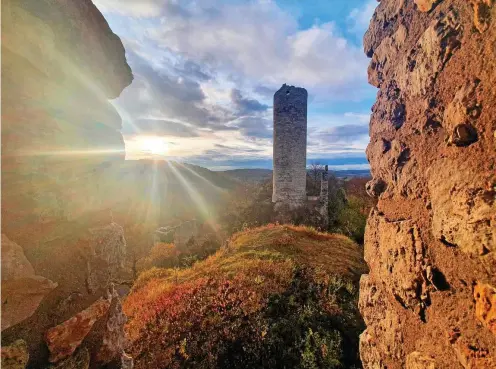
[138,136,170,157]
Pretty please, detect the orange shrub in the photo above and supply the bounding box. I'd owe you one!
[136,242,179,271]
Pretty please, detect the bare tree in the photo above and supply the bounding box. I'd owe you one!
[306,161,325,196]
[308,161,325,183]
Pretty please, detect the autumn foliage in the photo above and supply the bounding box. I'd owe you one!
[124,224,367,368]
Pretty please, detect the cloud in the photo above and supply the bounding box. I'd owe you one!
[232,117,273,139]
[124,119,200,137]
[306,111,371,155]
[254,85,276,99]
[175,60,212,82]
[230,89,269,115]
[347,0,377,36]
[114,49,238,136]
[94,0,376,168]
[93,0,164,17]
[317,124,369,143]
[214,144,265,153]
[144,1,370,100]
[343,112,371,124]
[185,152,369,171]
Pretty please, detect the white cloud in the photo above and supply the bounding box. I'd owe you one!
[93,0,163,17]
[347,0,378,35]
[343,112,371,124]
[143,0,369,100]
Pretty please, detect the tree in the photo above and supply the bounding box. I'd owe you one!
[307,162,325,196]
[308,161,325,183]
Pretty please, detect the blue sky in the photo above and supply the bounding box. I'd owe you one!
[94,0,378,170]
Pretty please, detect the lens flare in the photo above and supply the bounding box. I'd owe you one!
[137,136,170,157]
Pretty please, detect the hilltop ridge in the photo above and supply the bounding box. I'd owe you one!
[124,224,367,369]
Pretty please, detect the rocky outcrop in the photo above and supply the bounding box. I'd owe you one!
[45,297,111,363]
[86,223,127,294]
[2,0,133,227]
[1,235,58,331]
[361,0,496,368]
[2,234,36,279]
[45,285,129,367]
[49,348,90,369]
[95,287,129,366]
[49,348,89,369]
[1,0,132,367]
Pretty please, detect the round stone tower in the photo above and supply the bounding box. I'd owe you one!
[272,84,308,209]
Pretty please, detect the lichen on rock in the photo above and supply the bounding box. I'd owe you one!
[1,340,29,369]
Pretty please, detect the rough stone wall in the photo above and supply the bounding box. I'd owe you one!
[360,1,496,368]
[272,84,308,209]
[1,0,133,366]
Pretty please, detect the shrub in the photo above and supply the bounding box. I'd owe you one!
[136,233,222,272]
[136,242,179,271]
[220,181,274,234]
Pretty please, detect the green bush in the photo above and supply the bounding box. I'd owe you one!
[330,196,368,244]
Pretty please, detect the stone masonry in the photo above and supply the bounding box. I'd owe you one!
[272,84,308,209]
[320,165,329,229]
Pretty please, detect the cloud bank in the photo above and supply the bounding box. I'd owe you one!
[94,0,377,169]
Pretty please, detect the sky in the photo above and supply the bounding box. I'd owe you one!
[93,0,378,170]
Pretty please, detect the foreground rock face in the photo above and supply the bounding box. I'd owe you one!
[2,0,133,226]
[361,0,496,368]
[1,0,132,367]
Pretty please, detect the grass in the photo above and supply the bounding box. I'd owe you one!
[229,224,367,277]
[133,224,366,292]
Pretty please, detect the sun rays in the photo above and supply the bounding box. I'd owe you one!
[135,136,170,157]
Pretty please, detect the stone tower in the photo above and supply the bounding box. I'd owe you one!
[272,84,308,209]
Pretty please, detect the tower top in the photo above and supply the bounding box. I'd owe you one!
[275,84,308,98]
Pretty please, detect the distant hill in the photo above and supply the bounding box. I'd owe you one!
[125,224,366,369]
[220,168,273,183]
[220,168,371,183]
[107,160,238,226]
[332,169,371,178]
